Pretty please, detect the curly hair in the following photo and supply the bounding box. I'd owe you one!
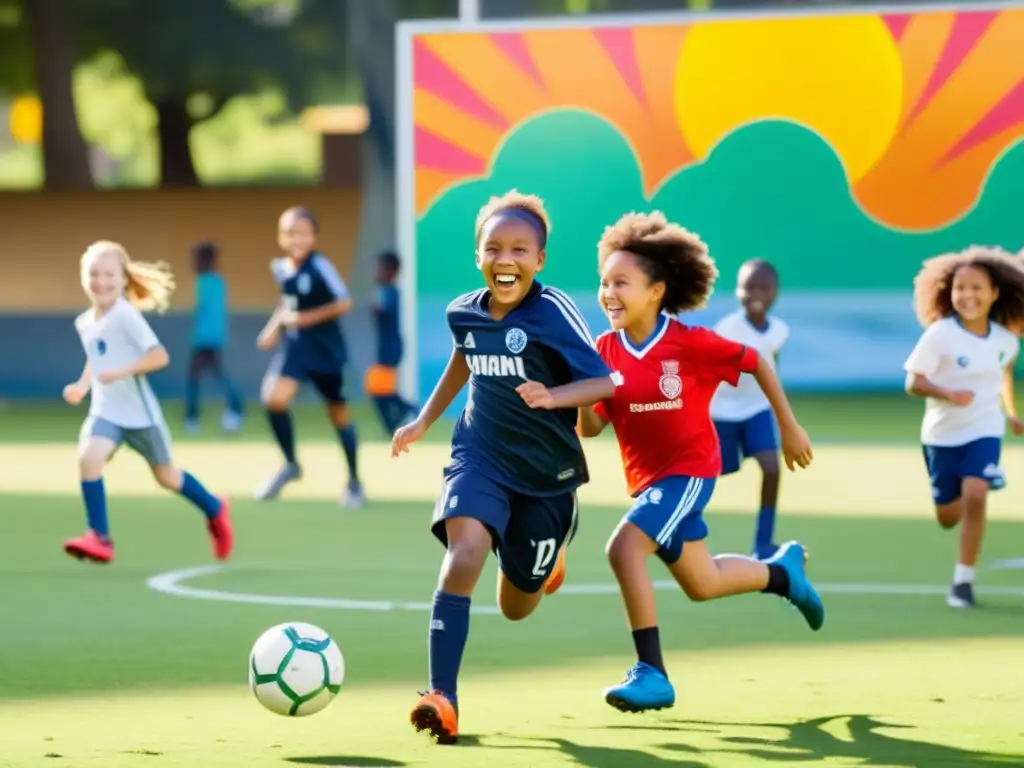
[598,211,718,314]
[475,189,551,248]
[81,241,176,314]
[912,245,1024,330]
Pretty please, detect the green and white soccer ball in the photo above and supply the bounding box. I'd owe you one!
[248,622,345,716]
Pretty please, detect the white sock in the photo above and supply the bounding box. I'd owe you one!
[954,563,975,585]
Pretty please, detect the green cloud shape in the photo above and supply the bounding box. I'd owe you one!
[416,110,1024,295]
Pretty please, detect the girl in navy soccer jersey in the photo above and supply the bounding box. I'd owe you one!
[711,259,788,559]
[576,212,823,714]
[391,190,615,744]
[255,206,364,507]
[62,241,233,564]
[905,247,1024,609]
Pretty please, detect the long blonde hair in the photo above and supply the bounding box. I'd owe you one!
[80,241,176,314]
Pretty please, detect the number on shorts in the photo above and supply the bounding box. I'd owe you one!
[532,537,558,577]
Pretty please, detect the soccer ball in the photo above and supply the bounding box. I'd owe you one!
[248,622,345,716]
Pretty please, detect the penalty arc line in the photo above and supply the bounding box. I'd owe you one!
[145,565,1024,615]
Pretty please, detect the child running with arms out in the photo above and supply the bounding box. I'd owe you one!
[255,206,364,507]
[63,241,233,564]
[391,191,615,744]
[904,246,1024,608]
[577,212,823,714]
[711,259,788,559]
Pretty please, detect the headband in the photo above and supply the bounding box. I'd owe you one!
[481,207,548,248]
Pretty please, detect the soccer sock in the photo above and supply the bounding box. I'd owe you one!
[178,471,222,519]
[954,563,976,585]
[338,424,360,484]
[267,410,296,464]
[762,564,791,597]
[755,506,777,549]
[428,590,471,706]
[185,376,200,421]
[631,627,666,675]
[80,479,110,539]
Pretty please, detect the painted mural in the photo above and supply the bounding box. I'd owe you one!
[403,9,1024,402]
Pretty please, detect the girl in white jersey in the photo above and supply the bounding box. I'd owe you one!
[62,241,234,565]
[905,247,1024,608]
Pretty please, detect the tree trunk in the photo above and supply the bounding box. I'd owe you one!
[155,99,199,187]
[24,0,92,189]
[347,0,398,398]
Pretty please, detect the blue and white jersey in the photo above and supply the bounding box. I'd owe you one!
[710,310,789,421]
[271,252,349,371]
[905,316,1019,446]
[75,298,165,429]
[446,281,611,496]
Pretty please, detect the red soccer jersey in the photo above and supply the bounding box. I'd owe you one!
[593,316,759,495]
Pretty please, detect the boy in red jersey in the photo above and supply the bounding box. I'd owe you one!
[575,212,823,713]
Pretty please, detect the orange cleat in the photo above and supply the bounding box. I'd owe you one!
[64,531,114,564]
[207,497,234,561]
[410,691,458,744]
[543,546,567,595]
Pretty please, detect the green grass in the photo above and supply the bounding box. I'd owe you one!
[2,397,1024,766]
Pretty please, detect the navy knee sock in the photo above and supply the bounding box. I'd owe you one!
[178,471,222,519]
[81,478,109,538]
[338,424,359,484]
[428,590,471,706]
[267,410,296,464]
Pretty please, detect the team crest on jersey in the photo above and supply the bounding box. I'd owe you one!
[505,327,528,354]
[957,355,970,368]
[297,273,311,294]
[658,360,682,399]
[96,339,107,356]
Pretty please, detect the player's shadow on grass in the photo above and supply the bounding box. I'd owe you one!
[286,758,405,767]
[649,714,1023,766]
[507,736,710,767]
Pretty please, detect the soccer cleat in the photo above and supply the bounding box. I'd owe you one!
[946,582,976,608]
[340,480,366,508]
[254,462,302,501]
[604,662,676,713]
[410,690,458,744]
[184,418,200,435]
[221,410,243,434]
[64,531,114,564]
[543,546,567,595]
[767,541,825,631]
[207,498,234,560]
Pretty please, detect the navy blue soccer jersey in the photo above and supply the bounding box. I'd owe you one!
[446,281,611,496]
[272,252,349,372]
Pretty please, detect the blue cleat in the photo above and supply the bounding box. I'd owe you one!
[767,541,825,631]
[604,662,675,713]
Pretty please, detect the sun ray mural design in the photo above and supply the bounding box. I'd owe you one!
[410,9,1024,231]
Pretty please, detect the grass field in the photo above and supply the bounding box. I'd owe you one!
[1,394,1023,767]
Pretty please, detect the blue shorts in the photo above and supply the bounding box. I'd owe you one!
[625,475,716,565]
[714,409,779,475]
[267,348,345,403]
[922,437,1005,505]
[431,469,579,594]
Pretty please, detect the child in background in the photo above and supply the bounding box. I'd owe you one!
[366,250,418,435]
[63,241,233,564]
[185,242,244,434]
[577,213,821,714]
[710,259,788,559]
[905,246,1024,608]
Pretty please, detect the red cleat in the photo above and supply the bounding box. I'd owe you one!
[64,531,114,564]
[207,497,234,560]
[410,691,458,744]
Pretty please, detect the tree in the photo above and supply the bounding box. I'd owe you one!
[73,0,348,186]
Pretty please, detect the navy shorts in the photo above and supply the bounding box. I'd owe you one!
[714,408,779,475]
[922,437,1005,505]
[267,348,345,403]
[431,469,579,594]
[624,475,716,565]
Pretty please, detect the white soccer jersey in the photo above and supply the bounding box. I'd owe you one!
[75,298,166,429]
[904,317,1019,446]
[710,310,789,421]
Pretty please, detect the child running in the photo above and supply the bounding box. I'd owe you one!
[62,241,233,564]
[577,212,823,714]
[905,246,1024,608]
[711,259,788,559]
[255,206,364,507]
[391,190,615,744]
[366,250,418,435]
